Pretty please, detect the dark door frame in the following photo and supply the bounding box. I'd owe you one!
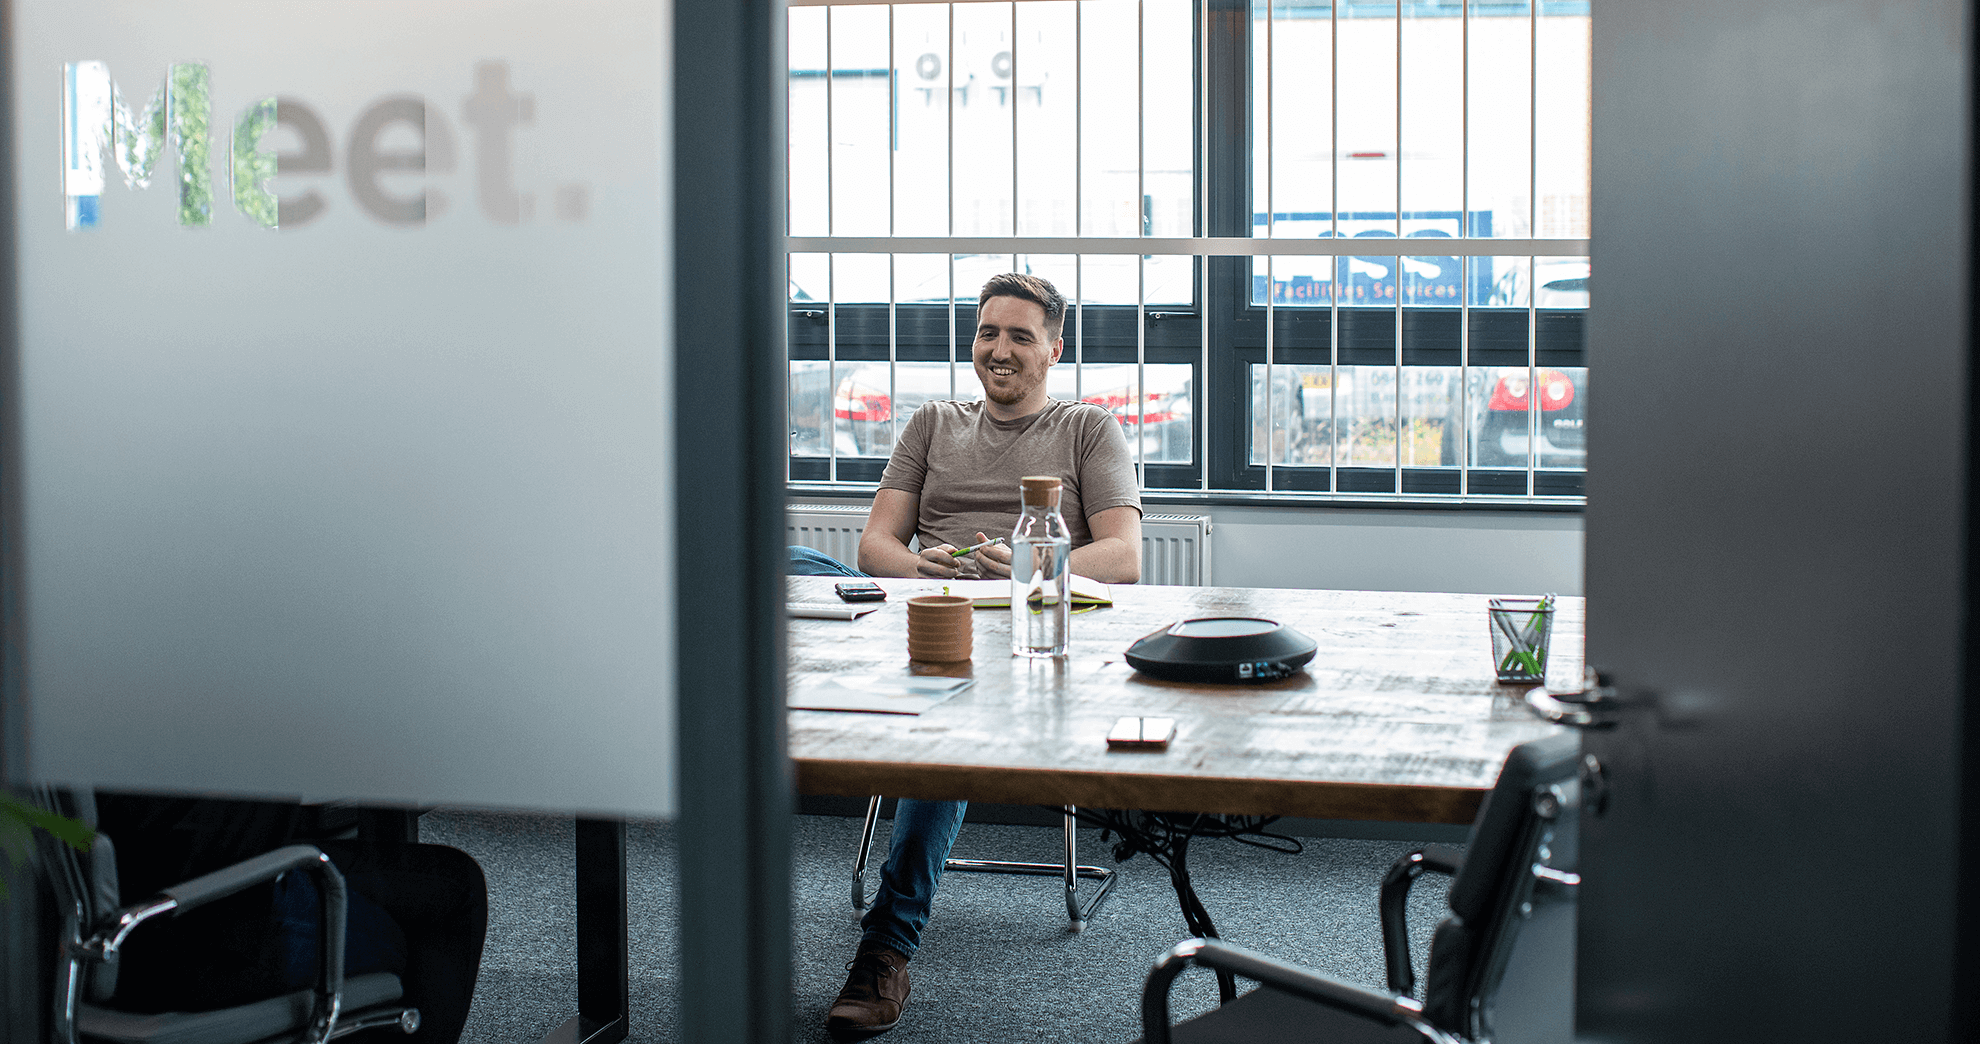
[0,0,39,1038]
[675,2,793,1042]
[1583,0,1980,1038]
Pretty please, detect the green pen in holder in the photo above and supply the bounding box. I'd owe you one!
[1488,594,1555,684]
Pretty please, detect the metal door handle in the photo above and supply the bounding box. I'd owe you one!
[1525,666,1624,729]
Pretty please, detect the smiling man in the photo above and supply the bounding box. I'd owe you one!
[855,273,1143,584]
[822,273,1142,1040]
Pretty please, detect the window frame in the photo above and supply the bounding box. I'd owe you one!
[785,0,1589,506]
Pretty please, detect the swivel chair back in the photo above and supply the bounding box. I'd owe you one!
[1393,731,1579,1041]
[1141,731,1582,1044]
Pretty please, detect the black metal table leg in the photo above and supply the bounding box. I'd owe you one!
[537,817,629,1044]
[1162,829,1236,1003]
[1077,809,1293,1006]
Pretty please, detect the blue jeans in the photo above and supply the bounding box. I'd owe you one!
[787,545,869,577]
[861,798,968,958]
[785,545,968,956]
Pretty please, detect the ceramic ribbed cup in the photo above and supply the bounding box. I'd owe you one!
[906,595,973,662]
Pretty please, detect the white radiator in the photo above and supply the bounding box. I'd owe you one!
[787,503,870,567]
[1140,514,1212,587]
[790,504,1212,587]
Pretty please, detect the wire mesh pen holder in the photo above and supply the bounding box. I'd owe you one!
[1488,595,1556,684]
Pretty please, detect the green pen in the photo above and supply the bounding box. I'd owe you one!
[949,537,1008,557]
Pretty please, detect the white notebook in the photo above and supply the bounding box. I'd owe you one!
[787,673,976,715]
[787,602,882,620]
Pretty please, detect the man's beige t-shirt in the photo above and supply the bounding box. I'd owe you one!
[878,399,1142,551]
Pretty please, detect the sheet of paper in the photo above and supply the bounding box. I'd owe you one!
[787,602,882,620]
[787,673,976,715]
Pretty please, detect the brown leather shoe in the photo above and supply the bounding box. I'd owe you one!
[826,944,911,1039]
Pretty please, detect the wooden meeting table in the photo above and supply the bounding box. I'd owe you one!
[789,575,1579,825]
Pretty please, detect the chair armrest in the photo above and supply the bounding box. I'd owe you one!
[1141,938,1458,1044]
[163,844,337,914]
[1380,844,1463,996]
[79,845,347,1044]
[84,845,339,958]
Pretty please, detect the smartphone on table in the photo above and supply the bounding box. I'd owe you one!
[1107,717,1176,749]
[835,582,887,603]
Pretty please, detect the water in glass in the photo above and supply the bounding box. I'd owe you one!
[1011,477,1072,658]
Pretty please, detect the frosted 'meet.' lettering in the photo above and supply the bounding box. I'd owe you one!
[61,59,573,231]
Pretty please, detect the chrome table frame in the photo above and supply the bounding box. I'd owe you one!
[849,798,1117,929]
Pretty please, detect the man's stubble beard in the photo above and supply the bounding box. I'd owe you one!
[983,379,1028,406]
[977,360,1048,408]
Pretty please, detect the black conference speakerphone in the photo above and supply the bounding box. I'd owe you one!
[1123,617,1318,684]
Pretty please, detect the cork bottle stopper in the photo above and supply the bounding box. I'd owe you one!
[1020,475,1062,507]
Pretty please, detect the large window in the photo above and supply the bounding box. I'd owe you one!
[787,0,1590,501]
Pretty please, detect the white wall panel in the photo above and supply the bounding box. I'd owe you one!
[14,0,675,815]
[1208,506,1582,595]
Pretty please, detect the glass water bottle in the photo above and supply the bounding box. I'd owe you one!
[1011,476,1072,658]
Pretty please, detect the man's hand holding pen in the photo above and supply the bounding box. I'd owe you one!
[967,532,1013,579]
[915,544,968,578]
[913,535,1011,579]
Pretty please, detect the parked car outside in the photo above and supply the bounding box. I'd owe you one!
[821,362,1193,464]
[1464,366,1587,469]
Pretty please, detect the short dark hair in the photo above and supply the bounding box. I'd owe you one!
[978,273,1067,341]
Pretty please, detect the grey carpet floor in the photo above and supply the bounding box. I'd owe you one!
[420,810,1455,1044]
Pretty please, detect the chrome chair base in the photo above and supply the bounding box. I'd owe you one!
[849,797,1118,929]
[331,1007,421,1038]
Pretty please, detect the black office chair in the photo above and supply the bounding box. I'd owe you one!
[1137,732,1581,1044]
[31,788,422,1044]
